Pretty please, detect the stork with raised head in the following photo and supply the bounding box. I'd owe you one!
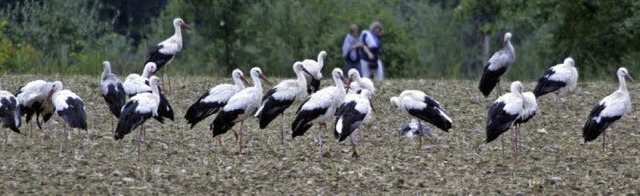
[185,69,249,130]
[398,119,432,139]
[486,81,525,163]
[334,89,373,158]
[145,18,190,71]
[0,81,21,142]
[390,90,452,150]
[255,62,311,142]
[115,76,161,160]
[301,50,327,94]
[533,57,578,117]
[291,68,349,157]
[583,67,634,152]
[347,68,375,94]
[211,67,272,155]
[479,32,515,97]
[100,61,126,133]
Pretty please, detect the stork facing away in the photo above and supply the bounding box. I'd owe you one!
[479,32,515,97]
[300,51,327,94]
[533,57,578,117]
[0,80,21,143]
[334,89,373,158]
[101,61,126,133]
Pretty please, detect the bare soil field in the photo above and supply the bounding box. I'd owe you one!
[0,74,638,194]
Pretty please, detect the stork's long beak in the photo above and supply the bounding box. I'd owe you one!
[181,22,191,30]
[341,76,350,87]
[42,89,55,107]
[240,76,250,87]
[259,74,273,86]
[627,74,636,83]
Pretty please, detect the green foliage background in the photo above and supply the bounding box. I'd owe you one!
[1,0,639,80]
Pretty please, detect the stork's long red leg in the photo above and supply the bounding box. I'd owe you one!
[238,121,244,156]
[137,125,143,162]
[418,121,423,150]
[318,123,325,157]
[602,132,606,152]
[350,134,359,159]
[280,114,285,144]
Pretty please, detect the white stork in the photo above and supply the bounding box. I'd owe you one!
[15,80,61,131]
[123,63,174,123]
[390,90,452,150]
[347,68,375,94]
[123,62,156,97]
[486,81,525,162]
[211,67,272,155]
[185,69,249,130]
[334,89,373,158]
[14,80,49,131]
[479,32,515,97]
[533,57,578,116]
[51,88,87,150]
[0,81,21,142]
[291,68,349,157]
[583,67,634,152]
[101,61,126,132]
[301,50,327,93]
[115,76,161,160]
[145,18,190,72]
[255,62,311,142]
[398,119,432,139]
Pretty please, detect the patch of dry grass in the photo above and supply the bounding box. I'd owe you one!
[0,74,638,194]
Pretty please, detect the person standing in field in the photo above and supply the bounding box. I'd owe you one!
[342,24,362,74]
[359,21,384,80]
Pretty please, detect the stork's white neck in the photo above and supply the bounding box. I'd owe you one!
[317,54,325,69]
[142,66,153,78]
[102,63,112,79]
[333,74,346,96]
[252,73,262,90]
[618,73,628,93]
[233,75,245,89]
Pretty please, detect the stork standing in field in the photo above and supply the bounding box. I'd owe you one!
[124,62,157,97]
[115,77,161,160]
[390,90,452,150]
[486,81,525,163]
[211,67,272,155]
[255,62,312,143]
[101,61,126,133]
[124,63,174,123]
[291,68,349,157]
[533,57,578,117]
[14,80,52,132]
[301,51,327,94]
[583,67,634,153]
[334,89,373,158]
[51,87,87,150]
[185,69,249,145]
[0,81,21,143]
[15,80,61,132]
[145,18,190,94]
[479,32,515,97]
